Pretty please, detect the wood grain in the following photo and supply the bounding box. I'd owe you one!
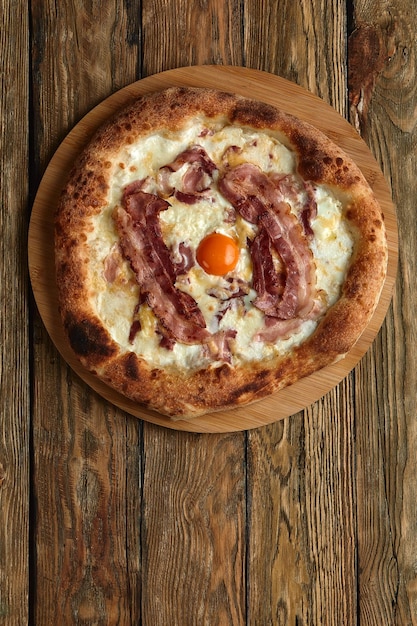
[30,1,143,624]
[141,428,246,625]
[350,1,417,623]
[142,0,243,72]
[0,1,29,624]
[244,0,348,116]
[28,66,397,433]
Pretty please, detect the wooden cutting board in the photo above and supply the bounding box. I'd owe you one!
[28,65,398,433]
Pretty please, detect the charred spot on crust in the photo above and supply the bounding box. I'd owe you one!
[289,132,329,181]
[286,127,363,187]
[230,380,262,401]
[298,151,362,186]
[173,86,189,99]
[343,277,361,299]
[124,352,139,380]
[66,315,117,364]
[231,100,279,127]
[228,369,271,402]
[213,363,233,379]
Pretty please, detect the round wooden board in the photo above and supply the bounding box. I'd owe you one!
[28,65,398,433]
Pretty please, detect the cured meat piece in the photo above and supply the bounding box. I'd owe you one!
[103,243,124,283]
[114,189,210,345]
[204,329,237,364]
[219,163,269,223]
[172,241,195,276]
[269,174,317,237]
[219,163,316,321]
[255,316,304,342]
[259,207,314,319]
[249,229,285,315]
[300,181,317,237]
[158,145,217,196]
[167,145,217,176]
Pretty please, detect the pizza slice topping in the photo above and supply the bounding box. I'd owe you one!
[269,174,318,237]
[196,232,240,276]
[83,119,357,370]
[113,152,323,359]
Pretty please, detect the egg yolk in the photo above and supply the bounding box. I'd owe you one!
[196,232,240,276]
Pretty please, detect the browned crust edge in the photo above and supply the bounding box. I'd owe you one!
[55,87,388,419]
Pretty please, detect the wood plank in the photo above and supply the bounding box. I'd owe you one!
[349,1,417,623]
[243,2,361,623]
[141,428,246,625]
[142,0,243,72]
[30,1,142,623]
[0,1,29,624]
[247,390,357,624]
[32,372,142,623]
[243,0,348,117]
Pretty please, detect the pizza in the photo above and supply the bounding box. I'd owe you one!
[54,86,388,419]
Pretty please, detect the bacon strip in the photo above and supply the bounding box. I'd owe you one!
[158,145,217,197]
[167,145,217,176]
[172,241,195,276]
[255,316,305,343]
[300,181,318,237]
[258,206,313,319]
[249,229,285,315]
[219,163,316,325]
[114,189,210,345]
[219,163,268,224]
[270,173,318,237]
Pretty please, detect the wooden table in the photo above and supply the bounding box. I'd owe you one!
[3,0,416,623]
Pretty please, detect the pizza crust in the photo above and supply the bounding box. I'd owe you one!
[55,87,387,418]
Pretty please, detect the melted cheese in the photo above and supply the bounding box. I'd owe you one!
[88,125,354,371]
